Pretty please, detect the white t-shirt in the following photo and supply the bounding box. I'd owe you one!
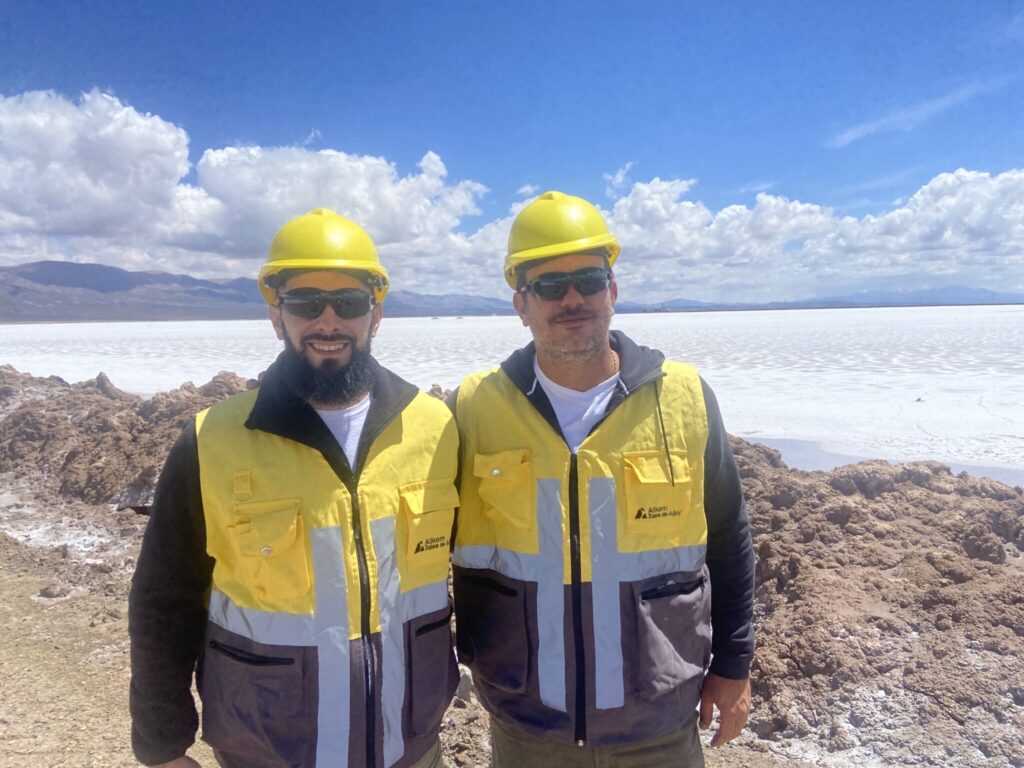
[316,394,372,469]
[533,358,621,453]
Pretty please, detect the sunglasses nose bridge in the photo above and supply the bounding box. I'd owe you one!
[559,280,587,303]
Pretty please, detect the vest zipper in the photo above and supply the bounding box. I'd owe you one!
[348,416,399,768]
[568,454,587,746]
[350,489,376,768]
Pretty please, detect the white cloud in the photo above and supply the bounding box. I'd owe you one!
[194,145,487,255]
[1,90,1023,302]
[605,179,836,300]
[603,161,635,198]
[0,89,193,237]
[802,169,1024,285]
[827,78,1016,148]
[517,184,538,196]
[602,169,1024,301]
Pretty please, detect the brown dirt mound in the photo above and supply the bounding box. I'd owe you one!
[0,364,253,507]
[734,439,1024,766]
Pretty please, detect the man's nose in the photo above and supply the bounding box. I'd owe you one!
[313,303,347,325]
[559,283,585,306]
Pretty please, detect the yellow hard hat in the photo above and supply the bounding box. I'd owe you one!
[258,208,390,304]
[504,190,620,289]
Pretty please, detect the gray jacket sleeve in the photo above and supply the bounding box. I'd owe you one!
[128,424,214,765]
[700,378,755,679]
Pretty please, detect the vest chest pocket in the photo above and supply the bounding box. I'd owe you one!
[398,480,458,591]
[231,498,310,602]
[621,451,693,545]
[473,449,537,552]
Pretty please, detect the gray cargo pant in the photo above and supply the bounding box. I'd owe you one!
[490,715,704,768]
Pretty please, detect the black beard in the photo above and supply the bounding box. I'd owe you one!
[280,333,376,407]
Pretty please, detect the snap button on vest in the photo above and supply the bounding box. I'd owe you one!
[260,545,273,557]
[491,468,501,477]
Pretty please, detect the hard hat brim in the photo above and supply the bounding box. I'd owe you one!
[504,235,620,289]
[259,259,391,304]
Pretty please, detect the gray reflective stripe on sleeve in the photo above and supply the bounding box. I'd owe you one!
[206,526,351,767]
[452,478,566,712]
[588,478,707,709]
[371,516,450,767]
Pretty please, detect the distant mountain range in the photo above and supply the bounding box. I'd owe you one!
[0,260,1020,322]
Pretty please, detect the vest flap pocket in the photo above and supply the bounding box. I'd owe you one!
[229,498,310,603]
[622,451,693,543]
[472,449,535,531]
[399,479,460,516]
[399,480,457,586]
[233,498,303,558]
[473,449,529,480]
[623,451,691,485]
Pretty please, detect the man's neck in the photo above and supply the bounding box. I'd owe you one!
[534,347,619,392]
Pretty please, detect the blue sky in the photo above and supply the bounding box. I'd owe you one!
[1,1,1022,301]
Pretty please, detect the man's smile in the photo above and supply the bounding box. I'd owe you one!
[303,335,355,356]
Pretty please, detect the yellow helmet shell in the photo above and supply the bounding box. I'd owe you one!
[258,208,390,304]
[504,191,620,289]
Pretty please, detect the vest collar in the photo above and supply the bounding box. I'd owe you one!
[245,352,419,482]
[498,330,668,440]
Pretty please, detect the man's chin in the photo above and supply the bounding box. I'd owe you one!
[540,336,606,363]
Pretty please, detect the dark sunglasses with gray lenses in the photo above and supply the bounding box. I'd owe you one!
[522,267,613,301]
[278,288,375,320]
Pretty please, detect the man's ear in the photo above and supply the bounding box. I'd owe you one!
[269,304,285,341]
[370,302,384,338]
[512,290,530,327]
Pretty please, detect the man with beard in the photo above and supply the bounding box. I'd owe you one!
[129,209,460,768]
[450,192,754,767]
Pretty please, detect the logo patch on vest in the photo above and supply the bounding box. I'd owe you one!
[634,505,682,520]
[414,535,448,554]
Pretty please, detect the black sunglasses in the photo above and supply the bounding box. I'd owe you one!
[521,267,613,301]
[278,288,375,320]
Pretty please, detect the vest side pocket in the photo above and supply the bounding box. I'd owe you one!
[397,479,458,592]
[629,571,711,702]
[453,568,529,693]
[231,498,310,603]
[197,621,316,766]
[405,604,459,737]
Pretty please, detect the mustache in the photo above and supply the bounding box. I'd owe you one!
[550,306,598,323]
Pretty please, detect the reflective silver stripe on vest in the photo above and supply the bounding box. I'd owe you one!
[452,478,566,712]
[207,526,351,767]
[371,515,450,767]
[588,478,706,709]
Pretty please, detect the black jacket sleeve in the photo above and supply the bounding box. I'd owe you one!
[700,378,755,679]
[128,423,215,765]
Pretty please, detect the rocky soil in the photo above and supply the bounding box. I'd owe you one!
[0,363,1020,767]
